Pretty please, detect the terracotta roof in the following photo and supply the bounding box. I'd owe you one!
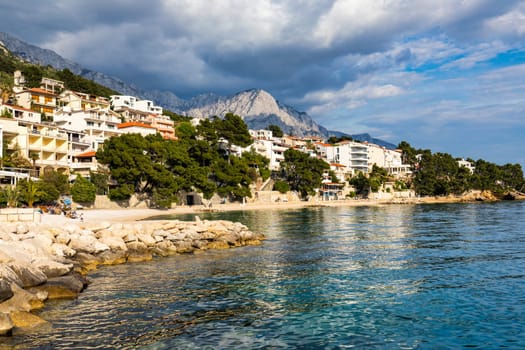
[3,104,36,113]
[27,88,57,96]
[118,121,156,129]
[75,151,96,158]
[330,163,346,167]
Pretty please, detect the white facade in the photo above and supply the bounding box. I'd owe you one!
[53,108,122,151]
[1,104,41,123]
[367,143,411,176]
[110,95,162,115]
[458,159,475,173]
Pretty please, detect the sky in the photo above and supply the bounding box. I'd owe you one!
[0,0,524,168]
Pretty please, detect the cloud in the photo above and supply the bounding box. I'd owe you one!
[1,0,524,166]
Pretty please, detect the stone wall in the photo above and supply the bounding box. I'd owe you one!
[0,209,41,223]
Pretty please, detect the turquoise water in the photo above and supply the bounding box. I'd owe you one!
[5,202,525,349]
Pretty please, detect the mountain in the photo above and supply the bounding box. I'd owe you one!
[0,32,396,149]
[181,89,330,137]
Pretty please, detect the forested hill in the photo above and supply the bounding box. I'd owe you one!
[0,42,117,98]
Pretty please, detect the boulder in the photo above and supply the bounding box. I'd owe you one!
[50,243,76,258]
[31,274,89,299]
[97,250,128,265]
[0,284,44,313]
[98,236,127,252]
[32,259,73,278]
[8,264,47,288]
[8,311,48,329]
[136,233,156,247]
[0,312,13,336]
[0,280,13,303]
[0,266,22,287]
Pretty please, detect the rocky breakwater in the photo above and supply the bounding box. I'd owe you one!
[0,216,264,336]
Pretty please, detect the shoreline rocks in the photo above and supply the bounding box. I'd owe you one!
[0,216,264,336]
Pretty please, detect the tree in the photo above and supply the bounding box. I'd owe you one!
[268,124,284,137]
[281,149,329,199]
[71,175,96,203]
[18,179,43,207]
[368,164,389,192]
[273,180,290,193]
[40,170,70,196]
[89,171,109,195]
[216,113,253,147]
[397,141,419,167]
[349,172,370,196]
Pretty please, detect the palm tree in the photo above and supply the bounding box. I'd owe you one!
[5,185,19,208]
[24,179,42,207]
[29,152,39,177]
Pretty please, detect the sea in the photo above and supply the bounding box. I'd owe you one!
[3,201,525,349]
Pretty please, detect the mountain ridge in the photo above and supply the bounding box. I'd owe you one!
[0,32,396,149]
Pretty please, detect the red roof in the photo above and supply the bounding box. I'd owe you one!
[27,88,56,96]
[75,151,96,158]
[118,121,156,129]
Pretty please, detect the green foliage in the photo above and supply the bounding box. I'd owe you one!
[216,113,253,147]
[17,179,43,207]
[56,69,117,97]
[1,185,19,208]
[267,124,284,137]
[281,149,329,199]
[40,170,70,196]
[273,180,290,193]
[397,141,420,167]
[36,181,60,204]
[164,110,192,123]
[349,172,369,196]
[175,121,197,140]
[412,152,524,196]
[1,108,12,118]
[71,175,96,203]
[327,135,353,144]
[89,171,109,195]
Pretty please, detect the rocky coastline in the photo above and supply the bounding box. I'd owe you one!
[0,216,264,336]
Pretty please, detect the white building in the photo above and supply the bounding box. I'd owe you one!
[110,95,162,115]
[368,143,412,176]
[457,159,475,173]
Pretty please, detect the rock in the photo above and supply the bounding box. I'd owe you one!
[73,252,101,273]
[15,224,30,235]
[31,274,88,299]
[98,236,127,252]
[206,241,230,250]
[0,266,22,286]
[8,264,47,288]
[0,280,13,303]
[97,250,127,265]
[0,312,13,336]
[32,259,73,278]
[136,233,156,247]
[50,243,76,258]
[54,232,71,245]
[173,241,195,254]
[69,234,110,255]
[126,241,152,262]
[0,284,44,313]
[8,311,48,329]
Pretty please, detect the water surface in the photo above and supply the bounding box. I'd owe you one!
[5,202,525,349]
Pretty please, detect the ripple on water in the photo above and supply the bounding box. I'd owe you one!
[6,202,525,349]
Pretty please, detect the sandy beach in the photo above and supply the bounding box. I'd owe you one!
[39,196,467,226]
[37,189,524,226]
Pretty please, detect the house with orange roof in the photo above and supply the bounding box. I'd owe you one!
[117,121,157,137]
